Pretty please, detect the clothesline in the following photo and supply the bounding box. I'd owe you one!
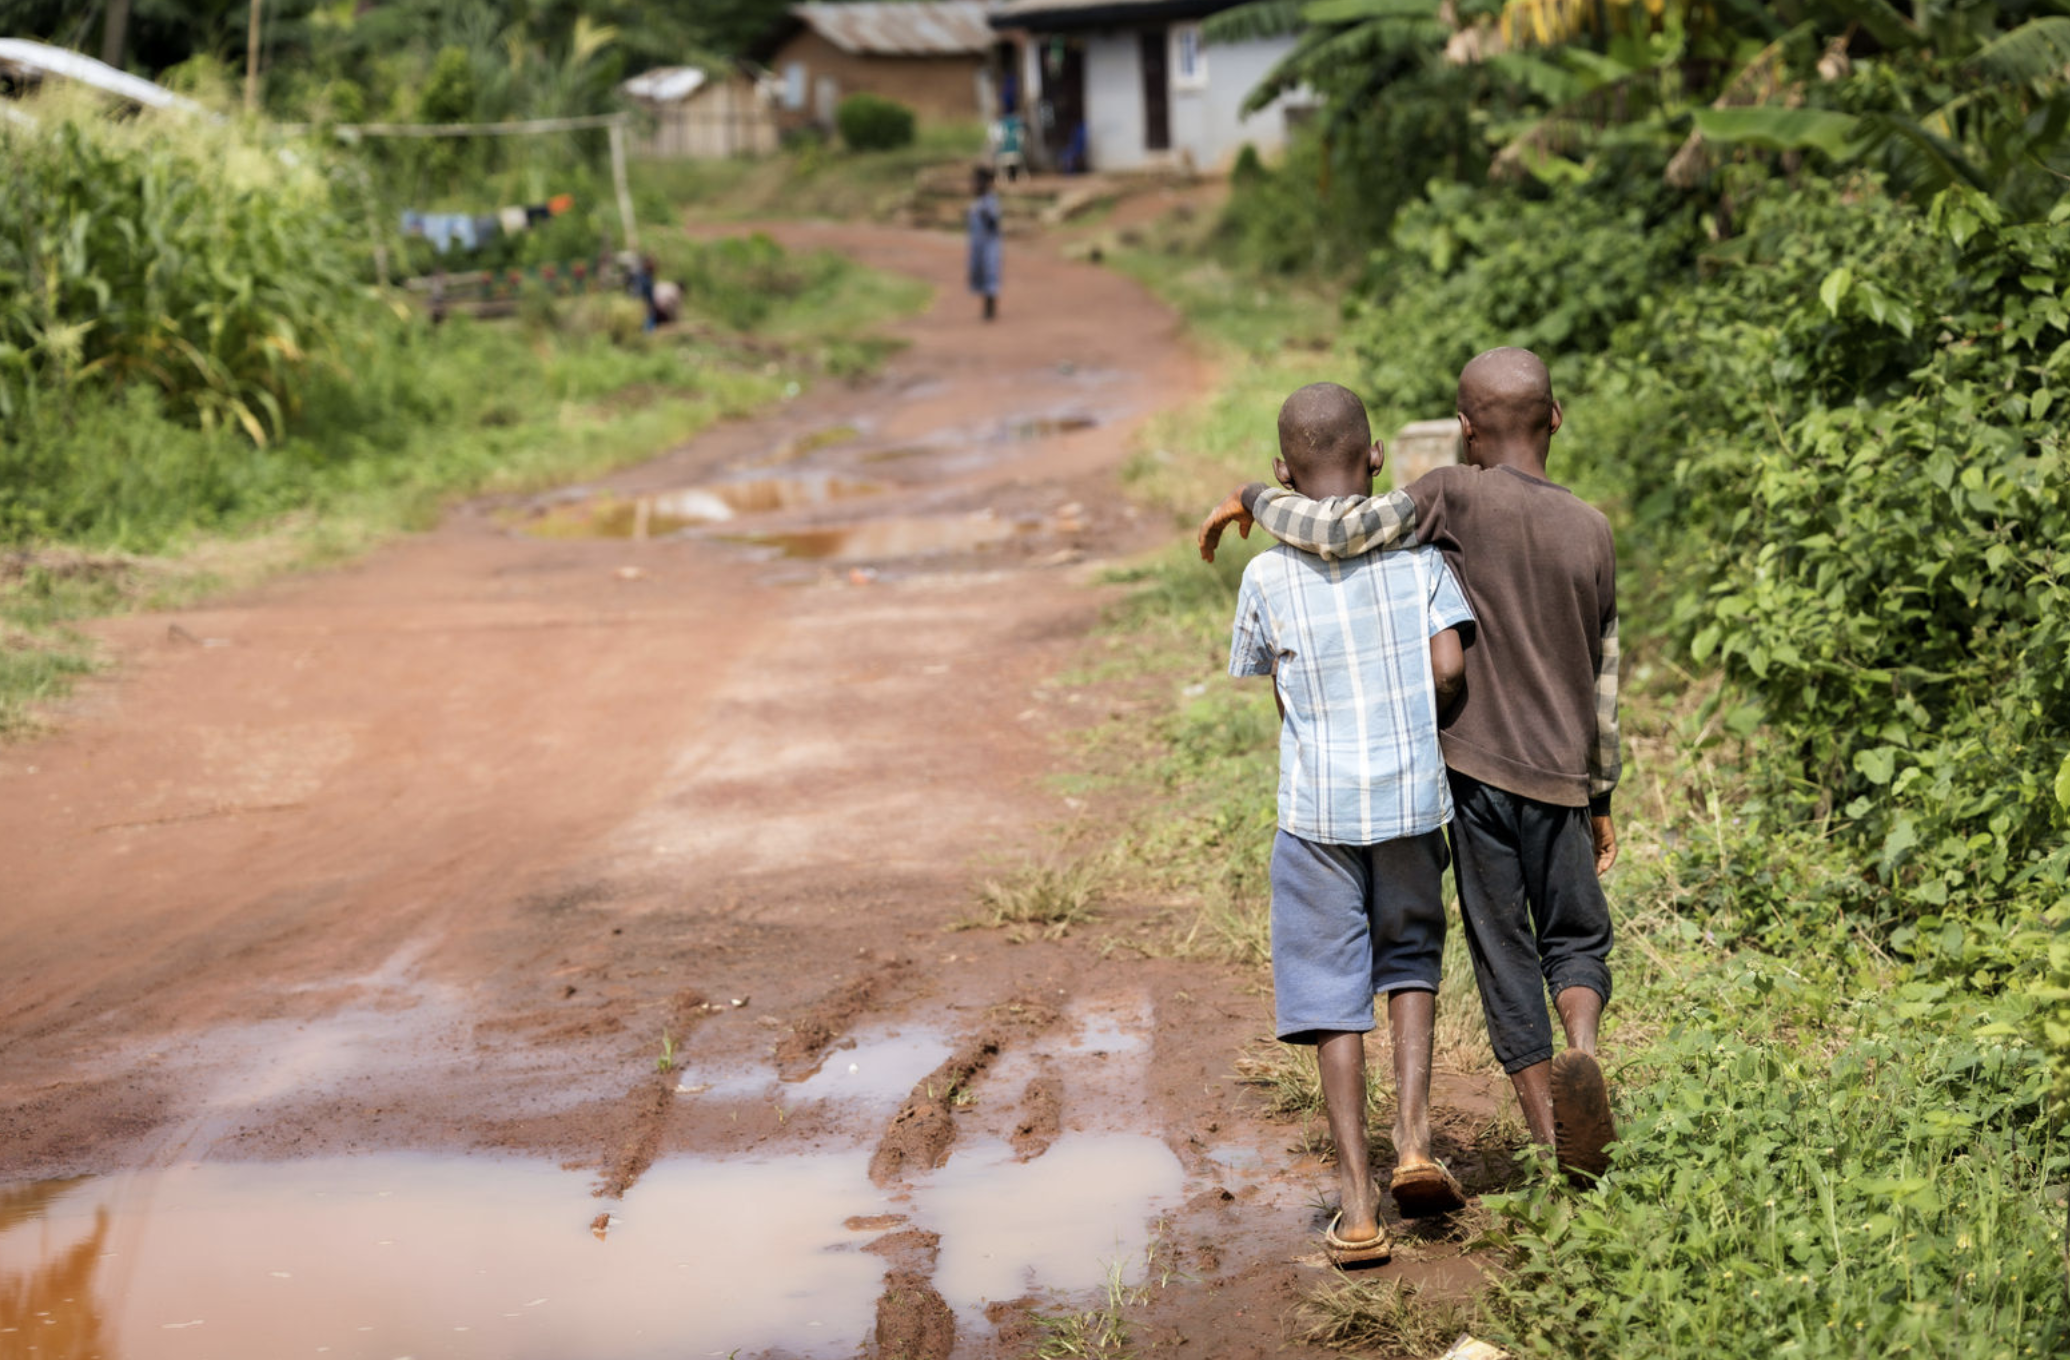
[402,193,577,255]
[283,112,640,252]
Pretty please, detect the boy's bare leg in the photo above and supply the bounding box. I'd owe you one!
[1506,988,1607,1147]
[1387,990,1435,1164]
[1315,1030,1381,1242]
[1509,1062,1556,1145]
[1555,985,1601,1054]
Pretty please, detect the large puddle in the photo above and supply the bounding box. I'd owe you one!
[2,1133,1187,1359]
[522,474,884,539]
[0,1154,886,1359]
[726,513,1031,561]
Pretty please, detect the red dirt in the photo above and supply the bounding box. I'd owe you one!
[0,221,1514,1357]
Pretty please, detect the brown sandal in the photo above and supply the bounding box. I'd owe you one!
[1322,1211,1393,1266]
[1390,1159,1469,1217]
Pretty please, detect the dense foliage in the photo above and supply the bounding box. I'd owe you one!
[835,92,917,152]
[1160,0,2070,1352]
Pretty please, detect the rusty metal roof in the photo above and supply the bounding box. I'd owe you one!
[790,3,997,56]
[986,0,1237,32]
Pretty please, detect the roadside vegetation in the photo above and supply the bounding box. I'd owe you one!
[1075,1,2070,1354]
[0,93,927,734]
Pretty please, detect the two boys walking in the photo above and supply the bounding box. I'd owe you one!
[1200,348,1620,1264]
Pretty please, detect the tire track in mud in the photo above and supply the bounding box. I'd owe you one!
[593,987,712,1200]
[866,1229,956,1360]
[773,957,915,1078]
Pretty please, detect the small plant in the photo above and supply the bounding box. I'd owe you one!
[961,853,1105,938]
[655,1029,676,1072]
[1032,1259,1138,1359]
[835,93,916,152]
[1296,1278,1482,1353]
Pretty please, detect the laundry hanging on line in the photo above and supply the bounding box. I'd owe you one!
[401,196,576,254]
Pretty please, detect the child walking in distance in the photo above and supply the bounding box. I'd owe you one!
[1229,383,1478,1265]
[967,165,1002,321]
[1200,348,1622,1183]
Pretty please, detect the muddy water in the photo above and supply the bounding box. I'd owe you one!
[914,1133,1186,1311]
[729,513,1032,561]
[1,1154,888,1360]
[523,474,884,539]
[1,1133,1187,1359]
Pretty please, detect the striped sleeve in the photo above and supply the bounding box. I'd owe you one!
[1248,488,1420,561]
[1588,613,1622,809]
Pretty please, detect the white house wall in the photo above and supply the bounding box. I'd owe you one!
[1170,34,1293,169]
[1079,29,1297,172]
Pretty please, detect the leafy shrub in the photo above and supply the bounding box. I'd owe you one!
[1486,980,2066,1359]
[1344,177,1706,420]
[0,112,363,442]
[835,93,915,152]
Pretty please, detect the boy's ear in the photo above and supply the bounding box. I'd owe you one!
[1272,457,1294,490]
[1369,439,1385,475]
[1549,399,1564,436]
[1456,411,1475,444]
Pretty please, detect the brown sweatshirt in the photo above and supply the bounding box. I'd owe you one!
[1247,465,1620,811]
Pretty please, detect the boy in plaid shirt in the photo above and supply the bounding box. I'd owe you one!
[1227,383,1477,1265]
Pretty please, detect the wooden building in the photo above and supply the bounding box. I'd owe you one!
[621,64,780,159]
[756,2,1005,132]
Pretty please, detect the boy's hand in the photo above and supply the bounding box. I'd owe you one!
[1591,814,1618,876]
[1197,489,1253,562]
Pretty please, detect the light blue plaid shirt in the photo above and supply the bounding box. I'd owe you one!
[1229,540,1474,846]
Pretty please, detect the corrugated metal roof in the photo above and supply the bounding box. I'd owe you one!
[791,3,997,56]
[986,0,1235,31]
[0,38,205,113]
[622,66,708,102]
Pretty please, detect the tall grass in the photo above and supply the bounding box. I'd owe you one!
[1,98,363,446]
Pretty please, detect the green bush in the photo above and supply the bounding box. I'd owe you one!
[836,93,916,152]
[0,112,363,443]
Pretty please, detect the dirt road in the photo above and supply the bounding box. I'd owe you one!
[0,224,1502,1359]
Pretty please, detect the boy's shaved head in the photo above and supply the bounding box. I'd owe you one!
[1277,382,1372,481]
[1458,347,1556,439]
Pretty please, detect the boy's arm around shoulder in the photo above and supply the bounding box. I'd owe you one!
[1197,469,1464,563]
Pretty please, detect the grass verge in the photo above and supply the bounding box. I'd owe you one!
[0,228,929,735]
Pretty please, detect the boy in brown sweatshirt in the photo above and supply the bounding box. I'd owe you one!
[1197,347,1620,1181]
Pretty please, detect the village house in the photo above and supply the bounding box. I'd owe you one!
[755,2,1007,133]
[621,64,780,159]
[985,0,1307,173]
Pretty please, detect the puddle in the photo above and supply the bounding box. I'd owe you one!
[728,513,1031,561]
[676,1026,953,1106]
[1069,1001,1151,1057]
[0,1153,888,1359]
[912,1133,1186,1310]
[785,1029,955,1101]
[1007,414,1098,440]
[523,474,884,539]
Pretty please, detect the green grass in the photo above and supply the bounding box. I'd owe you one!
[0,227,929,735]
[634,122,987,225]
[958,853,1106,940]
[1075,244,2070,1358]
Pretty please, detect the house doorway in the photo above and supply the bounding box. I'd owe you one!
[1139,27,1170,152]
[1039,35,1086,170]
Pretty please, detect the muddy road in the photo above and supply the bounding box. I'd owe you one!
[0,224,1506,1359]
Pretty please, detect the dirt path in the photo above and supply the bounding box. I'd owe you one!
[0,224,1506,1359]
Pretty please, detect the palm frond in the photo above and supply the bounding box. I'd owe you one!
[1969,17,2070,86]
[1203,0,1307,44]
[1821,0,1920,51]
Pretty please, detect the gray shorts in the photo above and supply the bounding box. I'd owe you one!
[1268,827,1449,1044]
